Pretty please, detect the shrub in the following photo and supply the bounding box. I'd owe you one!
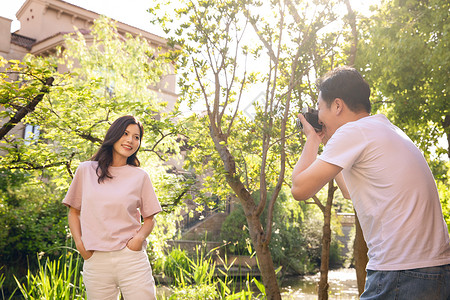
[219,188,343,275]
[0,170,69,296]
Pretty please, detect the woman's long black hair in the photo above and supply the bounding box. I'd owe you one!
[91,115,144,183]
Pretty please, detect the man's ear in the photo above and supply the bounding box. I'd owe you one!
[334,98,344,115]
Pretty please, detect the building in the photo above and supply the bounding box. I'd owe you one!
[0,0,178,138]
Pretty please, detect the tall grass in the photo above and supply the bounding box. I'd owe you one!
[10,244,267,299]
[159,244,266,300]
[14,251,85,299]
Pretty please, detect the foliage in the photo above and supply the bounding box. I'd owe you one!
[1,16,182,198]
[148,0,355,296]
[0,169,68,294]
[167,284,218,300]
[220,206,250,254]
[221,193,344,275]
[0,56,63,124]
[357,0,450,159]
[148,207,182,275]
[162,248,192,282]
[1,266,17,300]
[437,162,450,233]
[0,16,186,296]
[14,252,85,299]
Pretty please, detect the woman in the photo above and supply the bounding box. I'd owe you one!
[63,115,161,299]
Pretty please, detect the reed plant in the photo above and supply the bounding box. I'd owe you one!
[1,267,17,300]
[14,251,85,299]
[160,244,264,299]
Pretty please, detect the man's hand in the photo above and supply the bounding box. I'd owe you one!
[298,113,325,142]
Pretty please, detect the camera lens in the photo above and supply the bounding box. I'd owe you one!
[296,107,322,131]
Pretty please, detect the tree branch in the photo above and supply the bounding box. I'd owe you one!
[0,77,54,140]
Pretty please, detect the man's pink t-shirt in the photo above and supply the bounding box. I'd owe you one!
[319,114,450,271]
[63,161,162,251]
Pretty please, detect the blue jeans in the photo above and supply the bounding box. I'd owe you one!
[360,264,450,300]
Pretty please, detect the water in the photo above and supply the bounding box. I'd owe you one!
[156,268,360,299]
[281,268,359,299]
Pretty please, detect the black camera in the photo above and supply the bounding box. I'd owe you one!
[296,107,322,132]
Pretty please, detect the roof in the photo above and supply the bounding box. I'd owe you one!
[11,33,36,50]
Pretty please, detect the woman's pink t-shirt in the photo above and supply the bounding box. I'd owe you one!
[63,161,162,251]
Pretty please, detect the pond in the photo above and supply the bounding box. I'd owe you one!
[281,268,359,299]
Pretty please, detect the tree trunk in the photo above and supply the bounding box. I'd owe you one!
[353,212,368,296]
[247,214,281,300]
[228,179,281,299]
[317,180,336,300]
[209,124,281,299]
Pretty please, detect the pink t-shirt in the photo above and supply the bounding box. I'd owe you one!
[63,161,162,251]
[319,114,450,270]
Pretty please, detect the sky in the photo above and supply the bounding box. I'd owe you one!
[0,0,166,35]
[0,0,382,115]
[1,0,379,36]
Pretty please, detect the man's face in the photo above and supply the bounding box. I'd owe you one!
[317,92,336,140]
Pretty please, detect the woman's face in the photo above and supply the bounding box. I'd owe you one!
[112,124,141,163]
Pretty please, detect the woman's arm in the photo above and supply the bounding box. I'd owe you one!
[126,215,156,251]
[68,207,93,259]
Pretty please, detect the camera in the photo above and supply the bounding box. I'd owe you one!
[296,107,322,132]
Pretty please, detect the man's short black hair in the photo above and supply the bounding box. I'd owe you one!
[318,66,371,113]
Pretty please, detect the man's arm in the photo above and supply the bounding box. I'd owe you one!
[335,172,351,199]
[291,159,342,201]
[291,114,343,201]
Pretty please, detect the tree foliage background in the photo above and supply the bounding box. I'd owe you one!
[356,0,449,228]
[0,17,183,290]
[0,0,449,297]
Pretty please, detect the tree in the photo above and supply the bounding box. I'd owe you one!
[0,17,184,291]
[0,58,58,140]
[149,0,354,298]
[357,0,450,160]
[1,17,180,188]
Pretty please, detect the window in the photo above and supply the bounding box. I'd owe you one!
[24,124,40,145]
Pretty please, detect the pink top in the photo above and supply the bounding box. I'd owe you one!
[63,161,162,251]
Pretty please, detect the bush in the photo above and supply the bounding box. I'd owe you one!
[0,169,69,296]
[220,190,326,275]
[220,206,251,255]
[168,284,218,300]
[220,188,346,275]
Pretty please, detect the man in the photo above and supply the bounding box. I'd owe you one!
[291,66,450,299]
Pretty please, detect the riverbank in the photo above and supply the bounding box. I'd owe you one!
[156,268,359,299]
[281,268,359,299]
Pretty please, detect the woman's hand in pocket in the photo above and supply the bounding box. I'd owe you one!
[126,236,143,251]
[80,249,94,260]
[76,241,94,260]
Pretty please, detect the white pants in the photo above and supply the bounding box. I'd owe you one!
[82,247,156,300]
